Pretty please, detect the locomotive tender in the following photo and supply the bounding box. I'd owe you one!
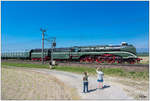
[2,42,141,64]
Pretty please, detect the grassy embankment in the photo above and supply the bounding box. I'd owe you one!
[2,62,149,80]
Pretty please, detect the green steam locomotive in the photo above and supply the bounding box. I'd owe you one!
[2,42,141,64]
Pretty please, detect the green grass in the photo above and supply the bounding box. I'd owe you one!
[53,66,96,74]
[102,68,125,76]
[102,68,149,80]
[2,62,149,80]
[2,62,49,69]
[128,71,149,80]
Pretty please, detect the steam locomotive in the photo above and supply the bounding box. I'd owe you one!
[2,42,141,64]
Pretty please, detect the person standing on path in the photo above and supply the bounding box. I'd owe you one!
[83,72,89,93]
[96,67,104,89]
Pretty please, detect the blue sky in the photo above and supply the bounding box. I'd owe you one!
[1,1,149,52]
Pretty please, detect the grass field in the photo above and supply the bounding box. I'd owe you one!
[2,62,50,69]
[2,66,79,100]
[2,62,149,80]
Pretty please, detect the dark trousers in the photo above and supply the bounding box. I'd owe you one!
[83,82,88,93]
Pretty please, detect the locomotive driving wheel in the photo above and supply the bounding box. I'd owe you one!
[80,56,94,63]
[104,54,116,64]
[136,58,142,63]
[115,56,123,64]
[126,59,136,64]
[95,55,105,63]
[95,54,115,64]
[95,54,122,64]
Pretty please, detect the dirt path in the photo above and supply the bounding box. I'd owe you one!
[27,68,135,100]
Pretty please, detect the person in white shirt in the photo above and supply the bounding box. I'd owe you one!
[96,67,104,89]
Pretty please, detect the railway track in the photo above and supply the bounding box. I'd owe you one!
[2,59,149,67]
[56,61,149,68]
[2,59,149,70]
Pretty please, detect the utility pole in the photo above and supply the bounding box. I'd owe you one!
[45,37,56,66]
[40,28,46,64]
[51,37,56,65]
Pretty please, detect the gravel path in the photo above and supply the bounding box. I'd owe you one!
[28,68,134,100]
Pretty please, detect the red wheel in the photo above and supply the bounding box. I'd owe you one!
[107,56,116,64]
[80,57,86,62]
[86,56,94,62]
[95,54,122,64]
[127,59,136,64]
[95,55,105,63]
[95,54,115,64]
[136,58,142,63]
[115,56,123,64]
[80,56,94,63]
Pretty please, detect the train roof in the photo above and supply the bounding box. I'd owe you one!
[31,43,133,51]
